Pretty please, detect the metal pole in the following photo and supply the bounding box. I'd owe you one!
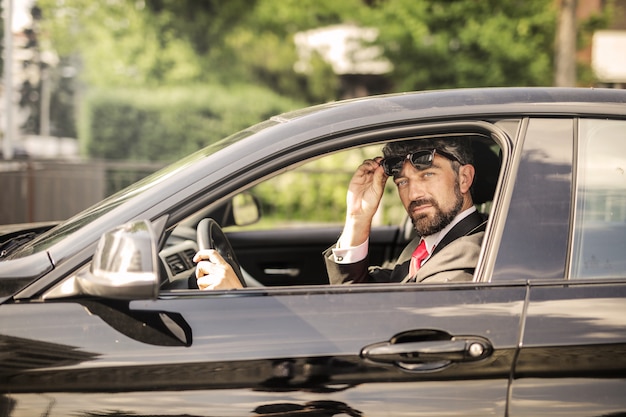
[40,66,50,137]
[555,0,578,87]
[2,0,15,159]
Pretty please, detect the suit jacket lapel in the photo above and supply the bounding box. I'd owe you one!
[400,211,487,283]
[430,211,486,258]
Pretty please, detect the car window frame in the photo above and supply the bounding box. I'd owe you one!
[20,119,515,301]
[160,119,514,292]
[490,117,575,283]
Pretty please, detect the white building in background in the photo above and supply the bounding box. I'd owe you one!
[294,24,393,98]
[294,24,392,76]
[592,30,626,88]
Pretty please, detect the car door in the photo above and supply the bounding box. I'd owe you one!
[2,283,525,416]
[2,122,525,417]
[498,118,626,416]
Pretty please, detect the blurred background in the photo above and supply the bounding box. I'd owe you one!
[1,0,625,224]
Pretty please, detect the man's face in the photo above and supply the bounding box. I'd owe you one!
[393,154,466,236]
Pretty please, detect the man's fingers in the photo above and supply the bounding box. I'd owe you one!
[193,249,223,264]
[194,249,229,279]
[358,158,381,175]
[359,158,387,178]
[195,260,219,278]
[193,249,242,291]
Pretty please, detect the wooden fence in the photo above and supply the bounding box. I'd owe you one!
[0,159,164,225]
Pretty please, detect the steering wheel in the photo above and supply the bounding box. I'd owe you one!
[196,218,247,288]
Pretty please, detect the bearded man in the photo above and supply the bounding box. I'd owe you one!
[324,138,487,284]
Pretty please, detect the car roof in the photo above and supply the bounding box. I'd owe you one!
[234,88,625,157]
[272,87,626,126]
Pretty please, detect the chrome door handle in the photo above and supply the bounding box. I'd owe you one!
[263,268,300,277]
[361,330,492,372]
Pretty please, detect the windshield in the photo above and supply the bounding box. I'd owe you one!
[6,124,272,260]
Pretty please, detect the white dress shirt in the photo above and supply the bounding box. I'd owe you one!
[332,206,477,265]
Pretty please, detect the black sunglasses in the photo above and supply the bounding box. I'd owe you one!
[381,149,461,177]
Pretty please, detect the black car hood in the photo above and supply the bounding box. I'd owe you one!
[0,251,54,301]
[0,221,60,243]
[0,222,59,301]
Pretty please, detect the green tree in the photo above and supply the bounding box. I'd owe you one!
[82,84,303,161]
[37,0,205,87]
[36,0,568,96]
[217,0,366,102]
[31,0,610,163]
[361,0,558,91]
[36,0,366,101]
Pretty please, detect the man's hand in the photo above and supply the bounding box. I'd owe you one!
[194,249,243,290]
[340,157,388,247]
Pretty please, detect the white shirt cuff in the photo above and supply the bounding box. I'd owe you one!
[331,238,369,264]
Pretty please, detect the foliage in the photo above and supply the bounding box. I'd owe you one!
[9,0,611,226]
[34,0,365,100]
[576,2,614,86]
[35,0,581,98]
[142,0,257,56]
[360,0,558,91]
[36,0,204,87]
[247,145,408,228]
[31,0,611,163]
[220,0,365,102]
[81,84,304,161]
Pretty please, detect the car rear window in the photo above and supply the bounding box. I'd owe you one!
[571,118,626,279]
[492,118,573,281]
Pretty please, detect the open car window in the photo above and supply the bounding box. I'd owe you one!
[158,128,503,292]
[226,145,407,232]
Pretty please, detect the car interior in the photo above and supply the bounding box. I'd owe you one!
[158,132,502,291]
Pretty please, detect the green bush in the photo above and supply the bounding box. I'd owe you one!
[80,84,305,161]
[245,145,409,228]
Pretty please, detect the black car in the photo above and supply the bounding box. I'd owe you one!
[1,87,625,417]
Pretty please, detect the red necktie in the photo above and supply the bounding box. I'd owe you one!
[409,240,428,277]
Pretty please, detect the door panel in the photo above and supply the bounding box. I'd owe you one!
[228,224,407,286]
[3,284,525,416]
[509,283,626,417]
[4,381,511,416]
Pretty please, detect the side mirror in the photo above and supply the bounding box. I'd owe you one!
[44,220,160,300]
[231,192,261,226]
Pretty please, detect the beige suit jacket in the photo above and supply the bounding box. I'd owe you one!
[406,231,484,283]
[324,219,485,285]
